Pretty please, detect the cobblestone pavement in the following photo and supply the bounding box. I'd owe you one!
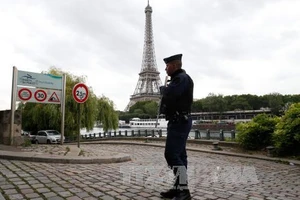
[0,144,299,200]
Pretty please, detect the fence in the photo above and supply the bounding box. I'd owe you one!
[66,129,236,142]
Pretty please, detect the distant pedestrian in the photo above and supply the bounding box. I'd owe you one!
[159,54,194,200]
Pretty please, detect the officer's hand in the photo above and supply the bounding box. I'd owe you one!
[159,86,166,95]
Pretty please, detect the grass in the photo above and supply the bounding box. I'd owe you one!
[79,149,85,156]
[64,146,70,156]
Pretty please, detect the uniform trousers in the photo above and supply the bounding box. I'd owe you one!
[164,116,192,189]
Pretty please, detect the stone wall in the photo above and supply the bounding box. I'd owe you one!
[0,110,23,145]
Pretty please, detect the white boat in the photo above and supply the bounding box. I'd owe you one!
[129,117,168,129]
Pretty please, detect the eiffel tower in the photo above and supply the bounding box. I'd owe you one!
[125,0,162,111]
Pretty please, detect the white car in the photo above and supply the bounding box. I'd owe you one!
[34,130,65,144]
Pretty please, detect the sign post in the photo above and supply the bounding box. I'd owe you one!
[72,83,89,148]
[11,68,65,146]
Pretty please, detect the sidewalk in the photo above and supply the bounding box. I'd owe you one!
[0,140,299,166]
[0,143,131,164]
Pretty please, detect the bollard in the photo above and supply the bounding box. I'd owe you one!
[104,132,106,138]
[219,129,224,141]
[114,131,117,137]
[89,134,92,139]
[145,130,148,137]
[195,129,200,139]
[138,130,141,137]
[206,129,210,140]
[99,132,102,138]
[108,131,111,137]
[266,146,275,157]
[231,130,235,140]
[132,130,134,137]
[152,130,155,137]
[93,133,96,139]
[158,129,162,137]
[125,130,127,137]
[212,142,221,150]
[119,130,122,136]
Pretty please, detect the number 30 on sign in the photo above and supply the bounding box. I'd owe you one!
[72,83,89,103]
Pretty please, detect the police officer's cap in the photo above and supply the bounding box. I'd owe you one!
[163,54,183,64]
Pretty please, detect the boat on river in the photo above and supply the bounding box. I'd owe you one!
[129,117,168,129]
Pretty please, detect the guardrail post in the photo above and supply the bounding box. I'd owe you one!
[231,130,235,140]
[219,129,224,141]
[131,130,134,137]
[206,129,210,140]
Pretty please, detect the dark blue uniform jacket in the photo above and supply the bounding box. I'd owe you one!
[160,69,194,118]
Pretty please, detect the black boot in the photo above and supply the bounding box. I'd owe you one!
[160,188,178,198]
[171,189,191,200]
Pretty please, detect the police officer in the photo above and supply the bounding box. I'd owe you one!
[159,54,193,200]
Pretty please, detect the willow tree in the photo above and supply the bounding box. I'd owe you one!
[21,67,118,136]
[96,96,118,132]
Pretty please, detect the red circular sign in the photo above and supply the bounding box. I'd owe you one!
[18,88,32,101]
[72,83,89,103]
[34,90,47,102]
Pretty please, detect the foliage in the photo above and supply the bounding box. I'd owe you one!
[190,93,300,115]
[96,96,119,132]
[265,93,284,115]
[236,114,279,150]
[128,100,158,118]
[273,103,300,156]
[22,138,32,147]
[21,67,118,136]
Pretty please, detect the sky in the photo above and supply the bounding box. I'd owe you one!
[0,0,300,111]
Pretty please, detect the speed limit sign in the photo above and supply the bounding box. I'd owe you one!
[34,90,47,102]
[72,83,89,103]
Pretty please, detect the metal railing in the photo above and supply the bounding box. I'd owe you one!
[65,129,236,142]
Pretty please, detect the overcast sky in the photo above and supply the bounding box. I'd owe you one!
[1,0,299,111]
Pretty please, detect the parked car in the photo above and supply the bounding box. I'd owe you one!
[33,130,65,144]
[22,131,38,143]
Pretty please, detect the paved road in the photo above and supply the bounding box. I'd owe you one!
[0,144,299,200]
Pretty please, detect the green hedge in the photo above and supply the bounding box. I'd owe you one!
[273,103,300,156]
[236,114,279,150]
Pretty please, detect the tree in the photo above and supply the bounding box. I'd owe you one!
[96,96,119,132]
[264,93,284,116]
[202,93,227,118]
[191,100,203,112]
[230,95,252,110]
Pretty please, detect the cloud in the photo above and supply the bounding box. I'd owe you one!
[0,0,300,112]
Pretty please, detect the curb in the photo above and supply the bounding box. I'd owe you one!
[0,150,131,164]
[83,141,300,166]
